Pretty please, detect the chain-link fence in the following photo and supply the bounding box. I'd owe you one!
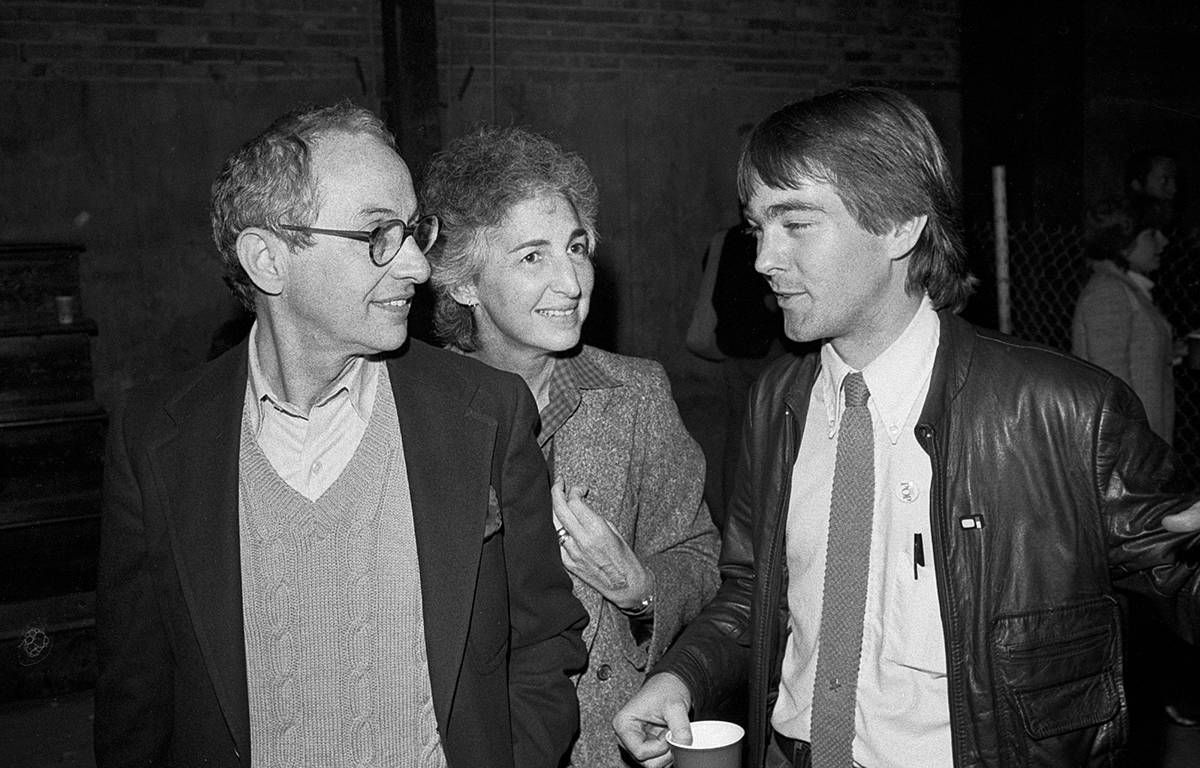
[969,222,1200,487]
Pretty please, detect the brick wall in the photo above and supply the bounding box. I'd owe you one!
[0,0,961,410]
[0,1,389,409]
[0,0,382,85]
[435,0,962,367]
[437,1,959,94]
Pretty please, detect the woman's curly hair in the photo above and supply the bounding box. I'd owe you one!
[419,125,599,351]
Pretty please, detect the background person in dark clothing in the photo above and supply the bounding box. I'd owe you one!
[705,222,790,529]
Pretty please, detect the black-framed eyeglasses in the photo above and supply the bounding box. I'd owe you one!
[279,214,440,267]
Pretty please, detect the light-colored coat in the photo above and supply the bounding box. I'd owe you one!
[546,345,721,767]
[1071,259,1175,443]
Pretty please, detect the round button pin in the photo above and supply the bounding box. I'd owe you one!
[896,481,919,503]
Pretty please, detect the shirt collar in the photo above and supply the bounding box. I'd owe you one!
[1092,258,1156,293]
[818,295,940,445]
[245,320,379,433]
[1125,269,1155,295]
[539,347,622,445]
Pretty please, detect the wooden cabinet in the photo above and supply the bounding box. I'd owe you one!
[0,243,104,699]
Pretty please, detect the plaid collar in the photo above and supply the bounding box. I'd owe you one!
[539,347,622,447]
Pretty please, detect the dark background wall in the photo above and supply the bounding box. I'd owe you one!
[962,0,1200,229]
[961,0,1086,228]
[0,0,960,412]
[432,0,961,380]
[1082,0,1200,221]
[0,1,388,408]
[956,0,1200,329]
[6,1,1197,409]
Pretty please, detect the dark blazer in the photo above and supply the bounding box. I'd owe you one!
[94,338,589,768]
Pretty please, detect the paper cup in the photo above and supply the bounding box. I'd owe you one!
[55,295,77,325]
[666,720,744,768]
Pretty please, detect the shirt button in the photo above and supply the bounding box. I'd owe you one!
[311,461,322,475]
[596,663,613,681]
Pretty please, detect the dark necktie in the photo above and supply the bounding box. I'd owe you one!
[810,371,874,768]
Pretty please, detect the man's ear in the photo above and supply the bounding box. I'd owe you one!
[236,228,286,297]
[887,214,928,262]
[449,281,480,308]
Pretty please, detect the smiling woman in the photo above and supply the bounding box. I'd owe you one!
[450,191,594,369]
[419,125,721,768]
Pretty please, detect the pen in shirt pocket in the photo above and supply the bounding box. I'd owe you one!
[914,533,925,580]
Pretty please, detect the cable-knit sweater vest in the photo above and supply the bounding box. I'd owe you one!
[238,374,446,768]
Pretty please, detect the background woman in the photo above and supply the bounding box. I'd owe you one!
[420,125,721,767]
[1072,198,1175,443]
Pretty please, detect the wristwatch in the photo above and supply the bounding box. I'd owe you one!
[619,572,656,617]
[620,591,654,617]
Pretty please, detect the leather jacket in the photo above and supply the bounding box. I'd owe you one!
[656,311,1200,768]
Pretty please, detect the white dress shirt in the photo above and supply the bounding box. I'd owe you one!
[771,296,952,768]
[244,322,381,501]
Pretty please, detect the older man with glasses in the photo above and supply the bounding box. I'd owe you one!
[93,102,588,768]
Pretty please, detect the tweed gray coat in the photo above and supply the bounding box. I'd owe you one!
[543,345,721,767]
[1071,259,1175,443]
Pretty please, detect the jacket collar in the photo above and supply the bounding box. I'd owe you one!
[1091,258,1154,293]
[540,345,621,446]
[916,310,976,431]
[777,309,974,437]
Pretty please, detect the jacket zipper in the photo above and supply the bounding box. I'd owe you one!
[918,422,969,768]
[999,626,1110,662]
[751,404,796,767]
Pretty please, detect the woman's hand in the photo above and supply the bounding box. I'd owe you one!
[551,478,653,611]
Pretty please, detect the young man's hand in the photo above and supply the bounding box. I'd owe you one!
[612,672,693,768]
